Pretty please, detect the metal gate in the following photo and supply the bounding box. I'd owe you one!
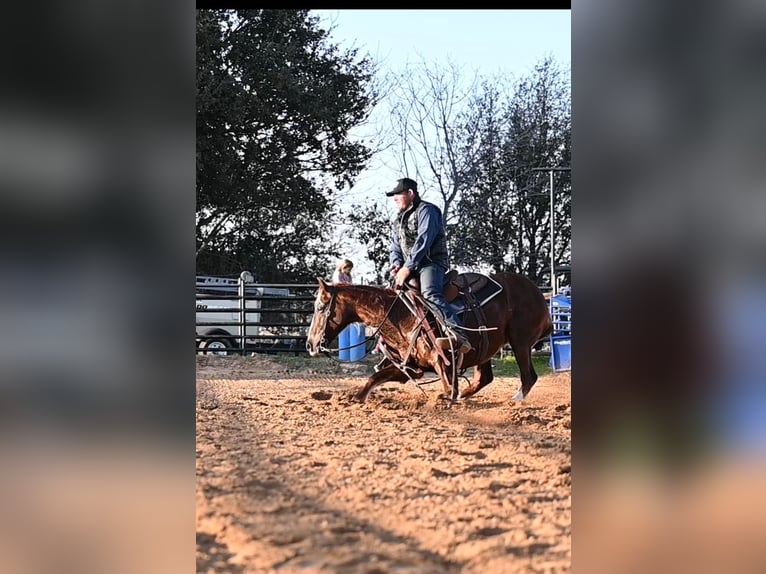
[196,273,316,355]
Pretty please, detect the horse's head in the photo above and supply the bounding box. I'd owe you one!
[305,277,347,356]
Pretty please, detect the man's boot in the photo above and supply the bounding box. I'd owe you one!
[436,329,472,354]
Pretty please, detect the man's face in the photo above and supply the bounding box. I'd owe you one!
[392,189,414,211]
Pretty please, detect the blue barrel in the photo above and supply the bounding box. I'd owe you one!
[550,335,571,371]
[549,295,572,372]
[348,323,366,362]
[338,326,351,361]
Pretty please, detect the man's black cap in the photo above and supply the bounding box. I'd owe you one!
[386,177,417,196]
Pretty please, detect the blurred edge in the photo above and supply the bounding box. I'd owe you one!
[574,0,766,572]
[0,2,194,574]
[3,0,766,572]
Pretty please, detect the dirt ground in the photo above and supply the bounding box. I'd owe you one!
[196,355,571,574]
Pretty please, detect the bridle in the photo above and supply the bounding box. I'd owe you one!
[312,287,399,359]
[313,289,341,355]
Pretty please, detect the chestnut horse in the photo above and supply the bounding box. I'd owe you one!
[305,272,552,403]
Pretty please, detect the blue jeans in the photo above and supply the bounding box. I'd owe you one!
[418,264,461,327]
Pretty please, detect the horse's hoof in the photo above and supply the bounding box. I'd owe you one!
[511,389,525,401]
[436,394,457,407]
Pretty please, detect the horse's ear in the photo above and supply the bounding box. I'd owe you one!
[317,277,328,291]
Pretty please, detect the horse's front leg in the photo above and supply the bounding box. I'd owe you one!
[355,364,413,402]
[431,352,461,403]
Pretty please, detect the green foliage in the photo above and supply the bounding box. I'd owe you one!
[451,57,571,284]
[346,201,393,284]
[449,80,518,273]
[196,9,376,281]
[491,353,552,377]
[239,350,551,379]
[196,12,571,288]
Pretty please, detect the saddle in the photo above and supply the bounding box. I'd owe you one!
[404,270,500,314]
[378,270,503,391]
[403,270,490,299]
[444,271,491,303]
[401,270,503,359]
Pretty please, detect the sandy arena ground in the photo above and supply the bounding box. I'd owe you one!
[196,355,571,573]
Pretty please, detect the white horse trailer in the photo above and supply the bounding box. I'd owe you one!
[196,275,289,355]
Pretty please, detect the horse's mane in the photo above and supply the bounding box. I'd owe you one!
[328,283,431,328]
[331,283,397,308]
[309,272,552,403]
[331,283,393,294]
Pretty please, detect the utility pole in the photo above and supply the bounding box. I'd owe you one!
[532,167,571,295]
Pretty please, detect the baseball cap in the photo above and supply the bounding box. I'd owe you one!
[386,177,417,196]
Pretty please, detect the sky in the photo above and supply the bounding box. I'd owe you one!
[310,9,571,281]
[313,9,571,78]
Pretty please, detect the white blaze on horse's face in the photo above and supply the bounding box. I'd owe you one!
[306,278,335,356]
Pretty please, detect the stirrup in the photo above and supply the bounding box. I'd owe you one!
[435,336,472,354]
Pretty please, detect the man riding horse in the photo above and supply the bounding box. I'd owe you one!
[387,177,472,355]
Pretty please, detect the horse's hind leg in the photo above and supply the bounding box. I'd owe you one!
[355,365,412,402]
[509,339,538,400]
[459,361,494,400]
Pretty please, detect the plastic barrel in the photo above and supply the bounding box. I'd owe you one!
[550,335,571,371]
[549,298,572,372]
[338,326,350,361]
[348,323,366,362]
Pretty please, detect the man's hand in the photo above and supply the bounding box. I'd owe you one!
[389,263,401,278]
[394,265,411,288]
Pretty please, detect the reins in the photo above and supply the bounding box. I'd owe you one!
[316,288,401,359]
[315,282,496,398]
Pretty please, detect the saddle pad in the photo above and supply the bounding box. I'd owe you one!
[450,273,503,316]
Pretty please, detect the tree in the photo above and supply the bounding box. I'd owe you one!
[346,201,393,284]
[196,9,377,280]
[449,78,519,273]
[382,59,482,224]
[452,57,571,284]
[505,57,571,283]
[345,56,570,286]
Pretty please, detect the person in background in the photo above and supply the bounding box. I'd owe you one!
[387,177,472,354]
[332,259,353,285]
[331,258,363,361]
